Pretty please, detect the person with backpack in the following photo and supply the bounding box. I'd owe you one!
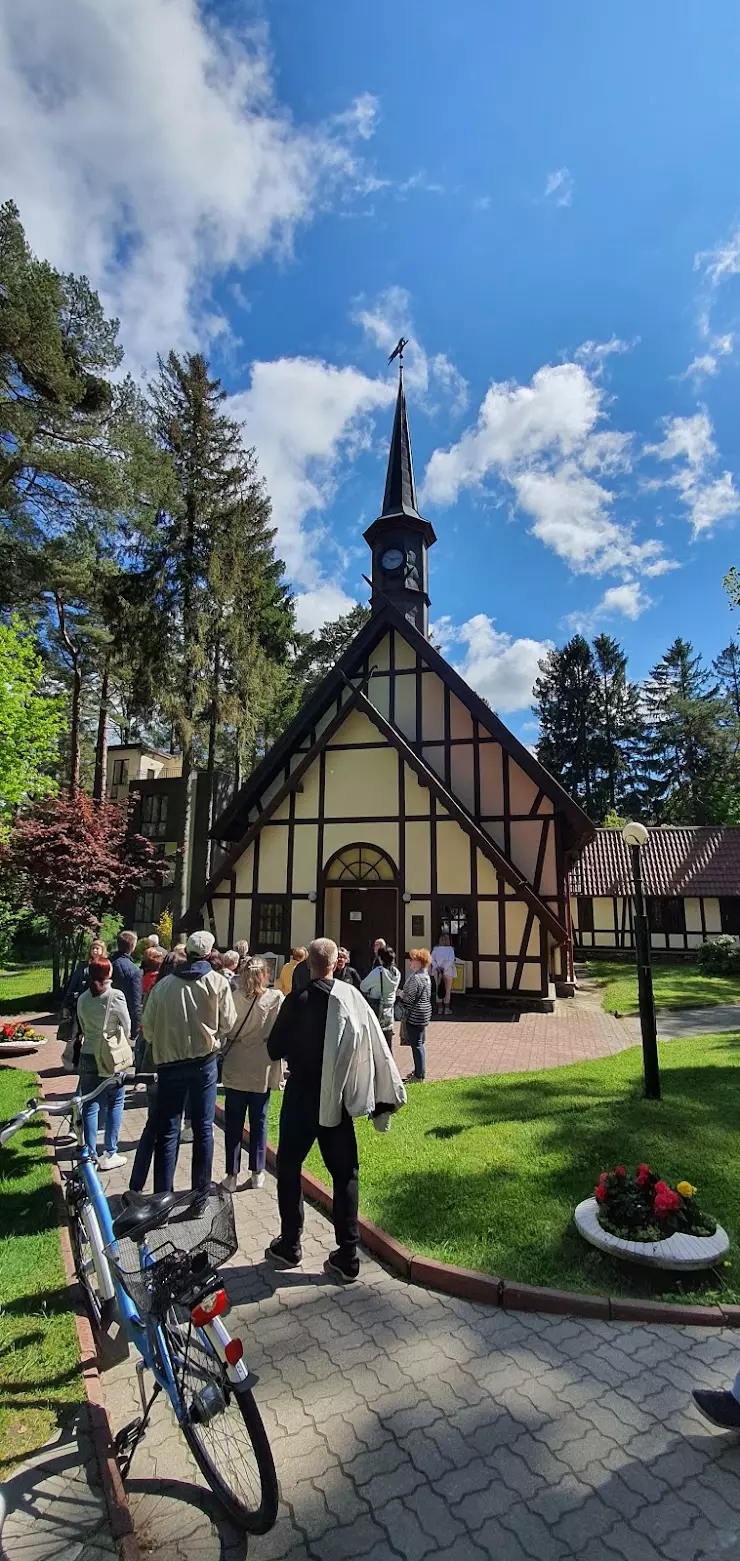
[221,957,284,1192]
[360,945,401,1052]
[76,958,134,1169]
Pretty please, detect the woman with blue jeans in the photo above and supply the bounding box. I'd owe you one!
[400,950,433,1082]
[221,958,284,1191]
[76,959,133,1169]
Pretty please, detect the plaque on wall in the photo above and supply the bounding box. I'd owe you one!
[411,915,424,937]
[349,910,362,922]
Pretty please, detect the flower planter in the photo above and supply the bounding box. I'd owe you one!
[575,1197,729,1271]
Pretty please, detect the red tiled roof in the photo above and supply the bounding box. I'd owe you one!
[570,826,740,899]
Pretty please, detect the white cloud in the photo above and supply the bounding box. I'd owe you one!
[229,357,394,582]
[683,333,733,382]
[434,614,551,713]
[696,228,740,286]
[353,286,468,413]
[686,227,740,380]
[422,359,672,580]
[334,91,379,141]
[293,583,360,634]
[0,0,378,366]
[647,412,740,536]
[565,580,654,633]
[544,167,574,207]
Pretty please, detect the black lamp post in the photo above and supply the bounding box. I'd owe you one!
[622,820,660,1100]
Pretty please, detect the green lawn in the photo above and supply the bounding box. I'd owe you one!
[0,1066,82,1469]
[585,958,740,1015]
[0,965,54,1016]
[269,1033,740,1304]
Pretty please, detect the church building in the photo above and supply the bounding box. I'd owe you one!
[188,369,594,1007]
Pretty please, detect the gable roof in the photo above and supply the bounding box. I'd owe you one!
[570,826,740,899]
[213,600,594,857]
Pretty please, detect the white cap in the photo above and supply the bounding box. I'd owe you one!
[186,930,215,958]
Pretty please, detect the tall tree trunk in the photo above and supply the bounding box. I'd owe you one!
[54,592,82,797]
[51,931,61,999]
[205,638,220,880]
[93,659,110,802]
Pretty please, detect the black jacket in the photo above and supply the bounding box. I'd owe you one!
[111,952,143,1034]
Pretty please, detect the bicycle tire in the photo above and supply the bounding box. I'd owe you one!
[66,1190,107,1331]
[161,1308,278,1534]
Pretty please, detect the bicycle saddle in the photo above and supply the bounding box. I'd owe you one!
[112,1190,178,1241]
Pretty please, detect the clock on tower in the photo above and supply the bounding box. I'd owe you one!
[363,362,436,638]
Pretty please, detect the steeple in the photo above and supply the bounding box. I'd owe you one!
[380,367,423,521]
[363,357,436,638]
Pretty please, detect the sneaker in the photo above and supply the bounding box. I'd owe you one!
[444,1006,451,1016]
[221,1174,238,1192]
[98,1151,128,1171]
[324,1250,360,1284]
[265,1237,301,1269]
[404,1072,424,1083]
[249,1171,265,1190]
[692,1389,740,1430]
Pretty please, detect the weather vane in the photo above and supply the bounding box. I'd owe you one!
[388,336,409,366]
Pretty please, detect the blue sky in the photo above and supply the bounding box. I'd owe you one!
[4,1,740,742]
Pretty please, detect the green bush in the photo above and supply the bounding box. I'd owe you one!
[697,935,740,975]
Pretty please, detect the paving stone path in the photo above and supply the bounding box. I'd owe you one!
[0,1416,117,1561]
[75,1096,740,1561]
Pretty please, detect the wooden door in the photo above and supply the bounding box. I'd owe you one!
[340,887,398,976]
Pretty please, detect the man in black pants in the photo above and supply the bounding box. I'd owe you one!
[265,937,360,1283]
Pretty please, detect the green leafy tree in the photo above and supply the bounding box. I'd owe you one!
[0,614,64,815]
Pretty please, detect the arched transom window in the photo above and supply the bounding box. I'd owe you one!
[325,844,397,883]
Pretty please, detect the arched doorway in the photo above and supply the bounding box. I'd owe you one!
[322,843,399,975]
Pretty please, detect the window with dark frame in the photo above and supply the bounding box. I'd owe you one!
[720,897,740,935]
[255,898,287,949]
[112,759,127,786]
[141,793,169,837]
[577,896,594,934]
[435,900,471,955]
[134,888,157,923]
[647,897,686,934]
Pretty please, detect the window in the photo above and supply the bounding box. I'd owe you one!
[435,900,471,955]
[112,759,128,786]
[134,889,158,923]
[648,897,686,934]
[577,897,594,934]
[720,898,740,935]
[325,845,396,882]
[254,898,287,949]
[141,793,169,837]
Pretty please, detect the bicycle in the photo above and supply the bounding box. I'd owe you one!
[0,1071,279,1534]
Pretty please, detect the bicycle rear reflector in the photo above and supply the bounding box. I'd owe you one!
[191,1288,227,1326]
[225,1338,244,1366]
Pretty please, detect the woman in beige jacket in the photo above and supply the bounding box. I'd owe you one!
[221,958,284,1191]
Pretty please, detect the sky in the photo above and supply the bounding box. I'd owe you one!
[3,0,740,744]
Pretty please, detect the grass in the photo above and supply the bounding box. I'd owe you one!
[0,965,54,1016]
[585,958,740,1015]
[0,1066,82,1469]
[269,1032,740,1304]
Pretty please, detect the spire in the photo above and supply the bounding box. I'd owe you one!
[380,366,422,520]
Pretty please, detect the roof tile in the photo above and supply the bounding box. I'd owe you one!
[570,826,740,899]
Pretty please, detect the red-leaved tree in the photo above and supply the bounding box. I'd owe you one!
[1,794,163,991]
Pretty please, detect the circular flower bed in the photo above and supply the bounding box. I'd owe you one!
[575,1163,729,1271]
[0,1021,48,1054]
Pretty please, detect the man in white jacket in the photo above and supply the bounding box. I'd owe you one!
[265,937,405,1283]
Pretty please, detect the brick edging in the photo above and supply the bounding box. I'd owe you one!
[44,1122,141,1561]
[216,1106,737,1330]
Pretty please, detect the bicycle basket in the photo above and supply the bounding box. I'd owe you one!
[105,1185,238,1319]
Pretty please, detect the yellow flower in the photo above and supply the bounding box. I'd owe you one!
[677,1181,696,1198]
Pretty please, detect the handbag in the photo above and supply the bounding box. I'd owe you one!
[98,990,134,1076]
[219,996,258,1067]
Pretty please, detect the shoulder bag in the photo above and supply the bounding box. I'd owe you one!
[98,990,134,1076]
[220,996,259,1066]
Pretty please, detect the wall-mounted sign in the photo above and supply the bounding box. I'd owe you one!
[349,910,362,922]
[411,915,424,936]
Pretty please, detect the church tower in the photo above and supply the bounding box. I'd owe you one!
[363,365,436,637]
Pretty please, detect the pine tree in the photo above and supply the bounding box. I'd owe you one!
[592,634,643,817]
[639,638,730,823]
[534,636,601,814]
[292,603,372,700]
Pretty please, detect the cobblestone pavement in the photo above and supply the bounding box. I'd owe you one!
[423,989,640,1080]
[68,1096,740,1561]
[0,1416,117,1561]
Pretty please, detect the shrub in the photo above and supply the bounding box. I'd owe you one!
[593,1163,717,1243]
[696,935,740,976]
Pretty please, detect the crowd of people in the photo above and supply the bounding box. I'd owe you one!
[60,924,457,1280]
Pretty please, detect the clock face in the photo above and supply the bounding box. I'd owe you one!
[380,547,404,572]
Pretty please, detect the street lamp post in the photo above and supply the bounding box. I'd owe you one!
[622,820,660,1100]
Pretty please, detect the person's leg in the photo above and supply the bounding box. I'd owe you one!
[247,1092,270,1174]
[443,972,453,1013]
[273,1087,317,1259]
[129,1084,158,1192]
[381,1025,393,1054]
[224,1089,248,1177]
[406,1022,426,1080]
[693,1373,740,1429]
[153,1064,189,1192]
[188,1055,218,1196]
[79,1064,100,1156]
[102,1080,126,1155]
[318,1110,360,1276]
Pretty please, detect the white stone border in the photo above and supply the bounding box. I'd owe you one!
[0,1038,48,1055]
[575,1197,729,1271]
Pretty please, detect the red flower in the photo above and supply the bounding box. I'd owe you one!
[654,1181,669,1194]
[2,1024,14,1038]
[598,1171,609,1184]
[636,1163,652,1186]
[615,1165,626,1176]
[654,1188,681,1217]
[595,1184,607,1202]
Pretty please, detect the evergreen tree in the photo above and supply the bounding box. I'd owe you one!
[292,603,371,700]
[714,641,740,722]
[592,633,643,817]
[638,638,730,823]
[533,636,601,814]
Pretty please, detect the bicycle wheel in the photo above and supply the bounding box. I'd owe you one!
[161,1307,278,1534]
[66,1188,111,1331]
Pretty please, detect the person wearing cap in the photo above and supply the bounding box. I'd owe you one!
[142,930,237,1197]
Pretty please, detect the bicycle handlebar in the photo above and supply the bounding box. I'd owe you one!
[0,1071,157,1145]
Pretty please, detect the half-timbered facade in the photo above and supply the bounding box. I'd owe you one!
[570,825,740,953]
[187,371,594,1005]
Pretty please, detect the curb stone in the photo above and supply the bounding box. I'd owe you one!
[216,1107,737,1330]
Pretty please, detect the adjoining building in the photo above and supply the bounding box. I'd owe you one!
[570,825,740,954]
[183,368,595,1006]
